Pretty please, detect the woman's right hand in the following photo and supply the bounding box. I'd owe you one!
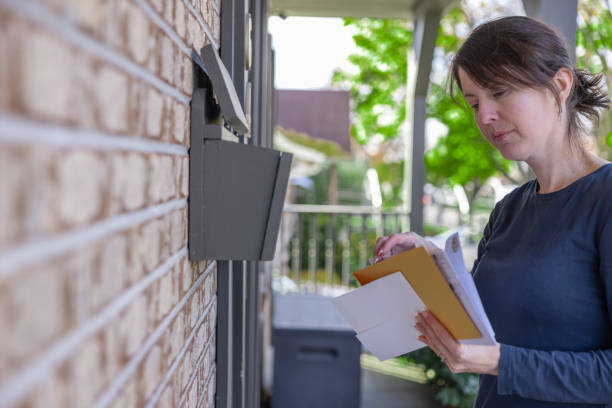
[373,232,440,262]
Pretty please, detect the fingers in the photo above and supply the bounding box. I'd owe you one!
[422,310,460,348]
[374,232,440,262]
[416,311,501,375]
[373,236,388,256]
[415,311,455,363]
[378,232,424,257]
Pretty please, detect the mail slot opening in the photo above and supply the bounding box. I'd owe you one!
[297,346,338,362]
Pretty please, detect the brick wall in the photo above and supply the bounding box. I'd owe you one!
[0,0,220,406]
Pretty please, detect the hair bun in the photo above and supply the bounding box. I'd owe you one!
[571,69,610,131]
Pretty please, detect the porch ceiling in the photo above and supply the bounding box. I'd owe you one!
[269,0,454,19]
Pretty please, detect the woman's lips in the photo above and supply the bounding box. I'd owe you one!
[493,130,512,142]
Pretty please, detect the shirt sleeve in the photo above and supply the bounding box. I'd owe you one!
[497,345,612,403]
[496,204,612,403]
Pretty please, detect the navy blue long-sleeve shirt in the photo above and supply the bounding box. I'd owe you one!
[472,163,612,407]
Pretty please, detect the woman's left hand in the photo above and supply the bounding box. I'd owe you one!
[415,310,501,375]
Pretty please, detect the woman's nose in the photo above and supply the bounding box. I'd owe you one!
[477,101,499,125]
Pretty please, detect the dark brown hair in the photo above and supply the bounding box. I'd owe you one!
[449,15,609,141]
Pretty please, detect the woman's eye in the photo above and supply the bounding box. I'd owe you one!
[493,90,507,98]
[471,104,479,111]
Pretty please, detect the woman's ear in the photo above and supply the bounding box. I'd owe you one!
[553,67,573,104]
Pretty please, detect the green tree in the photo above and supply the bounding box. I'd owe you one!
[577,0,612,159]
[334,6,518,215]
[332,19,412,145]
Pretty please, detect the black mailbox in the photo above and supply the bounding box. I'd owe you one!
[188,45,293,261]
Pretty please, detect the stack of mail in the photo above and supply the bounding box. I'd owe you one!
[332,233,496,361]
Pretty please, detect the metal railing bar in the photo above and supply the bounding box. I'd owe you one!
[308,213,317,292]
[325,214,334,287]
[284,204,408,215]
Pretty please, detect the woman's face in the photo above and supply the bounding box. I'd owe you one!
[458,68,563,163]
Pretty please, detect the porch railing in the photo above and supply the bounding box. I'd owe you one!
[271,204,410,296]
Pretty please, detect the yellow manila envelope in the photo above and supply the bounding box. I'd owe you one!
[353,246,481,340]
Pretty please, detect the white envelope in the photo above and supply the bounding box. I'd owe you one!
[332,272,427,361]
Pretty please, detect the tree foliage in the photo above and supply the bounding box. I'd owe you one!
[333,19,412,145]
[334,7,518,212]
[576,0,612,158]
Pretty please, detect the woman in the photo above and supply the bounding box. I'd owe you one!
[374,16,612,407]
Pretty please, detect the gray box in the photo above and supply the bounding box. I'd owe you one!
[188,88,293,261]
[272,294,361,408]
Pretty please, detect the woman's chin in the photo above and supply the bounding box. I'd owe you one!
[497,145,524,161]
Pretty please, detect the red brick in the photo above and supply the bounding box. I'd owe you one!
[175,0,187,40]
[101,321,121,388]
[188,377,198,408]
[0,146,32,249]
[143,217,163,272]
[26,366,68,408]
[71,54,99,129]
[125,79,145,136]
[89,234,128,312]
[159,35,175,83]
[182,260,196,297]
[179,347,193,394]
[139,344,162,401]
[187,12,204,52]
[121,0,151,65]
[150,0,164,14]
[0,262,72,374]
[173,101,188,144]
[0,0,221,403]
[70,0,110,40]
[159,385,174,407]
[119,293,148,357]
[213,12,220,42]
[163,0,175,25]
[149,155,177,203]
[110,153,149,213]
[180,156,189,197]
[70,336,105,407]
[200,0,210,29]
[147,29,161,75]
[146,87,165,138]
[128,218,162,282]
[188,288,200,330]
[95,66,129,133]
[110,377,137,408]
[156,266,177,321]
[51,150,109,229]
[203,273,213,307]
[22,28,74,123]
[167,311,186,363]
[180,55,193,96]
[0,10,14,112]
[169,208,187,253]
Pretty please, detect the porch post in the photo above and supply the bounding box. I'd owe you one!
[404,7,442,235]
[523,0,578,62]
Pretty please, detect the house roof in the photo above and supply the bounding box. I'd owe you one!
[275,89,352,152]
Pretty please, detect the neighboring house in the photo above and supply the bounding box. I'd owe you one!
[0,1,271,408]
[275,89,357,205]
[276,89,352,153]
